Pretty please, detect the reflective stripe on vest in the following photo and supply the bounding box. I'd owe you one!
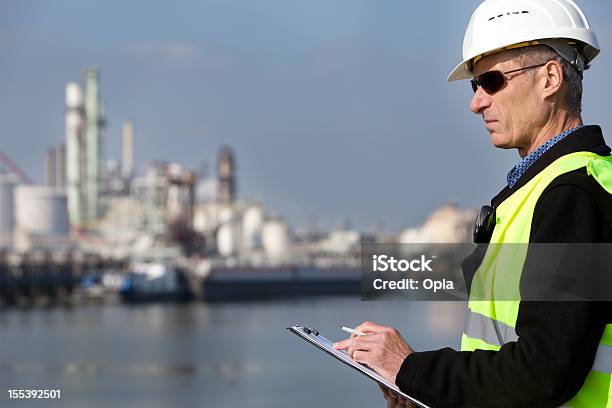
[464,308,518,347]
[592,344,612,374]
[463,308,612,375]
[461,152,612,406]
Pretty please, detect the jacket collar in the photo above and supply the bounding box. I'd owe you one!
[491,125,610,208]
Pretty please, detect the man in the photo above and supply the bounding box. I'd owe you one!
[334,0,611,407]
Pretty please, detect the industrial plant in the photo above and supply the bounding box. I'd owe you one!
[0,67,476,306]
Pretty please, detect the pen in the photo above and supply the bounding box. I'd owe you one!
[340,326,366,336]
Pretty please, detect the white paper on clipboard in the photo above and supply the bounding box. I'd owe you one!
[287,325,431,408]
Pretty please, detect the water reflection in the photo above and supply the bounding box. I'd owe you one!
[0,299,465,407]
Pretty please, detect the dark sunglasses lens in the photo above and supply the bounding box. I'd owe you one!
[479,71,506,94]
[471,79,478,93]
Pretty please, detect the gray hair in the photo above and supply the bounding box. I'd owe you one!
[517,45,583,114]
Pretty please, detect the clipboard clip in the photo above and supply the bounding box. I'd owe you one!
[302,326,319,336]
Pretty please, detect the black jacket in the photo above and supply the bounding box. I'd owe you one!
[395,125,612,408]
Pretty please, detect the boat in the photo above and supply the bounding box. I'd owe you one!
[119,256,192,303]
[202,264,360,302]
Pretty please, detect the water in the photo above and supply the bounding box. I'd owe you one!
[0,299,466,407]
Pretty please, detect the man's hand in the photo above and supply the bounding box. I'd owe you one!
[378,384,417,408]
[333,321,413,384]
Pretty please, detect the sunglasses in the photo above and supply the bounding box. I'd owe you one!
[470,62,548,94]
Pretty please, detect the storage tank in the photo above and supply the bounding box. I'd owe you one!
[193,203,228,234]
[0,174,16,243]
[217,221,241,257]
[15,186,70,236]
[193,208,210,234]
[262,216,291,261]
[242,204,264,249]
[218,205,234,224]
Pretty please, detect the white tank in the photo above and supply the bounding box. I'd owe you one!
[193,208,209,233]
[262,217,291,261]
[193,204,225,234]
[0,174,16,241]
[218,205,234,224]
[398,228,426,244]
[217,221,241,257]
[65,82,83,108]
[242,204,264,249]
[15,186,70,236]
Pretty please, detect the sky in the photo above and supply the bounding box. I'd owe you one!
[1,0,611,232]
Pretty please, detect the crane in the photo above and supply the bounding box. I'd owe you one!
[0,149,34,184]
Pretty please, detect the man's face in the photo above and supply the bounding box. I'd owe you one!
[470,51,546,156]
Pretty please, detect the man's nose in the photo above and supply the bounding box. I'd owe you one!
[470,86,491,114]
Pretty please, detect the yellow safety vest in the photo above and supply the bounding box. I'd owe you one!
[461,152,612,407]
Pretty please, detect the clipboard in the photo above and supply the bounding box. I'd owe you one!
[287,325,430,408]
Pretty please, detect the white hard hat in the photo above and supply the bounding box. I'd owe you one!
[448,0,600,82]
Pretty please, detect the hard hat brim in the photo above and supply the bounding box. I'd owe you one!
[448,60,472,82]
[447,39,601,83]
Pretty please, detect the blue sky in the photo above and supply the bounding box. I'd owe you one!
[1,0,611,231]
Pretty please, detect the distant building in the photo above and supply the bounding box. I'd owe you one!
[99,160,195,242]
[399,204,476,243]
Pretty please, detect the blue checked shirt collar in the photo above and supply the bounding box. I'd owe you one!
[506,126,585,188]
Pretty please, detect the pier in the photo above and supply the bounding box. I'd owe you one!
[0,249,126,307]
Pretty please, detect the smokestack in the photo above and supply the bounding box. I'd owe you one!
[84,67,102,221]
[217,145,236,204]
[122,118,134,178]
[58,142,66,188]
[66,81,85,227]
[45,147,57,188]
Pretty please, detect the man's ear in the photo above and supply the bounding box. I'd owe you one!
[542,60,564,101]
